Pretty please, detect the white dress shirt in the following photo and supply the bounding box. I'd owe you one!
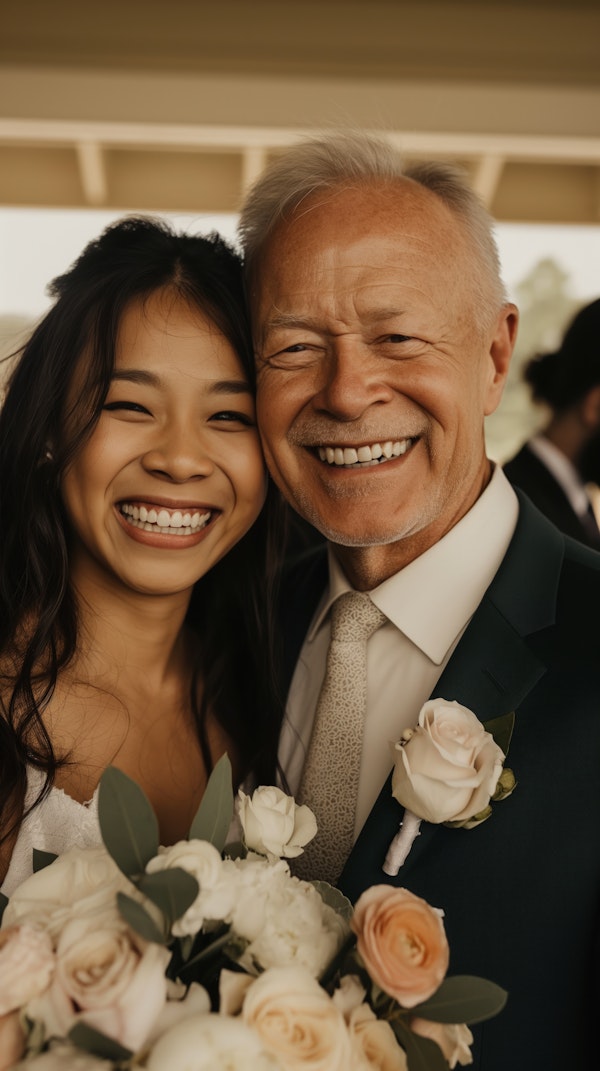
[279,465,519,839]
[527,433,593,519]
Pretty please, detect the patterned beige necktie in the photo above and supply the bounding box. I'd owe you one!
[294,591,387,884]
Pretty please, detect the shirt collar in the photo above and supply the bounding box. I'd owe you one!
[528,434,591,517]
[308,465,519,664]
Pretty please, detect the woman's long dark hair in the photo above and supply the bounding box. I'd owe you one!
[0,216,284,842]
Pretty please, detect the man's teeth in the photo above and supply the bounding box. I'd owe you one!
[119,503,212,534]
[317,440,413,467]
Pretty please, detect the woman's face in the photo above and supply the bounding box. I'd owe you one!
[61,289,267,600]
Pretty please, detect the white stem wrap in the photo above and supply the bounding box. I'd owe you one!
[382,811,423,875]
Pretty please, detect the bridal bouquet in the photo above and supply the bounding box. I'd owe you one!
[0,758,506,1071]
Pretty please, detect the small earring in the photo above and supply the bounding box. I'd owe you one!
[44,448,53,461]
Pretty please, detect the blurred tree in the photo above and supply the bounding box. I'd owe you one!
[486,258,580,461]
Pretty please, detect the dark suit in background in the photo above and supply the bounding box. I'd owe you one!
[504,441,600,549]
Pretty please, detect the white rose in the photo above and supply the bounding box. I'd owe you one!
[27,913,170,1054]
[242,966,353,1071]
[219,968,255,1015]
[145,839,231,936]
[12,1042,112,1070]
[3,847,131,941]
[221,855,290,939]
[391,700,504,824]
[229,862,348,977]
[411,1019,474,1068]
[331,974,366,1019]
[0,925,55,1014]
[348,1004,408,1071]
[332,976,408,1071]
[146,982,211,1045]
[237,787,317,861]
[145,1013,280,1070]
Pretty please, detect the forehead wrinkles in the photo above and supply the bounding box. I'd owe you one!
[267,236,451,330]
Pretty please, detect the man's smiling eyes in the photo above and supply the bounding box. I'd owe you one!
[264,332,416,365]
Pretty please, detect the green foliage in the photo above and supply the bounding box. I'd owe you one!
[413,975,508,1025]
[391,1017,449,1071]
[484,710,515,757]
[98,767,159,880]
[137,867,199,928]
[32,849,58,872]
[188,753,234,850]
[312,880,353,921]
[116,891,167,945]
[68,1022,133,1061]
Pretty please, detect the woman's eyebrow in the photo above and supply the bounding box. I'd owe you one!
[110,369,160,386]
[110,370,251,395]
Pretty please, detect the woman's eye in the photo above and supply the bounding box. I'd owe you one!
[103,401,150,415]
[210,410,255,426]
[382,334,411,344]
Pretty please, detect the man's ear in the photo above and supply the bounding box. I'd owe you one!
[484,304,519,417]
[580,384,600,431]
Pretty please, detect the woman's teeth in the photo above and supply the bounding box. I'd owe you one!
[317,439,413,467]
[119,503,212,534]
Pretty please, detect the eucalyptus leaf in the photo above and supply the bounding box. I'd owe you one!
[98,766,159,879]
[32,848,58,872]
[412,975,508,1025]
[484,710,515,757]
[311,880,354,921]
[0,891,7,925]
[116,891,167,944]
[137,867,199,926]
[391,1017,448,1071]
[177,927,245,982]
[68,1021,133,1061]
[188,753,233,850]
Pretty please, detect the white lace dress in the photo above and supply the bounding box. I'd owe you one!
[0,767,103,897]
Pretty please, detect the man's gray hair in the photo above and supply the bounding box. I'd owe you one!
[238,129,507,318]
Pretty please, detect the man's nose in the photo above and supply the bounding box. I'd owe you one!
[141,423,215,483]
[314,345,394,421]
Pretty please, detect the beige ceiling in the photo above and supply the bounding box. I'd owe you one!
[1,0,599,221]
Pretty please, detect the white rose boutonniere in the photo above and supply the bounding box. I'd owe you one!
[237,785,317,862]
[384,699,516,875]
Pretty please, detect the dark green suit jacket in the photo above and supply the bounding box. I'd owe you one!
[280,494,600,1071]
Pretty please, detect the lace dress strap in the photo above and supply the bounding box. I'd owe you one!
[0,767,103,897]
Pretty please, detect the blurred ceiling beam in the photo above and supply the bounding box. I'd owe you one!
[1,1,599,222]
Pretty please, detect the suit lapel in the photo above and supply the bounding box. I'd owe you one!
[339,496,565,899]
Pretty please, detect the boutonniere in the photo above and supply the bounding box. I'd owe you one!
[383,699,517,875]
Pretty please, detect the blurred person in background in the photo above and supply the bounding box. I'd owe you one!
[503,298,600,549]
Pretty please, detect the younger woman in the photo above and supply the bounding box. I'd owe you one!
[0,217,282,894]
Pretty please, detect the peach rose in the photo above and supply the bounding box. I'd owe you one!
[0,925,55,1014]
[391,700,504,825]
[242,966,353,1071]
[411,1018,474,1068]
[351,886,449,1008]
[0,1011,26,1071]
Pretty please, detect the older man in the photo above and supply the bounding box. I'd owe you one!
[239,132,600,1070]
